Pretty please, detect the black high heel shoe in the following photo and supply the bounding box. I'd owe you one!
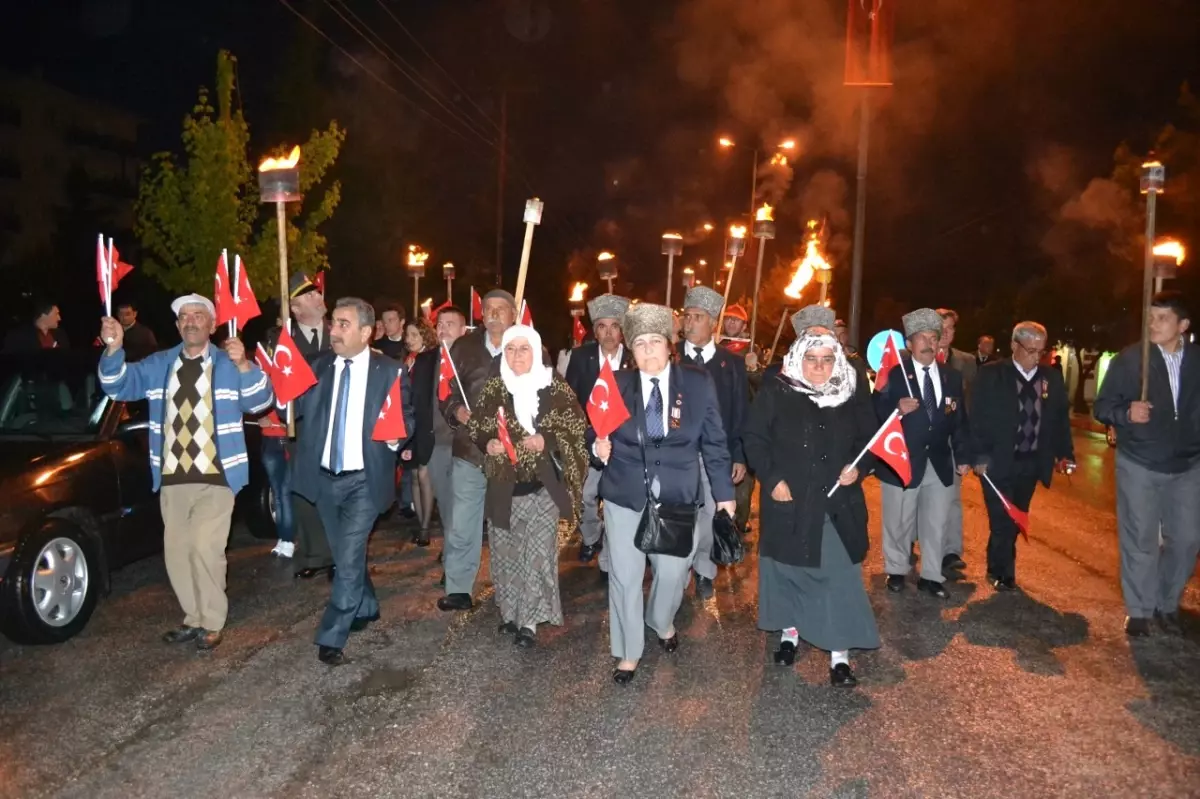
[773,641,797,666]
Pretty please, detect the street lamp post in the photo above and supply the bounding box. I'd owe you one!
[597,251,617,293]
[406,244,428,319]
[662,232,683,307]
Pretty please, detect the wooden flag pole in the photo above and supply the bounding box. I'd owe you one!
[513,198,544,308]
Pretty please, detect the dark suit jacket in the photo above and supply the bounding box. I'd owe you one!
[675,341,748,464]
[292,350,415,516]
[874,358,970,488]
[564,341,636,409]
[265,320,331,363]
[407,347,438,466]
[970,358,1074,487]
[593,364,735,512]
[121,322,158,361]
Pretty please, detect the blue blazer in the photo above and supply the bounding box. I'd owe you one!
[593,363,735,512]
[675,342,748,464]
[292,349,415,516]
[873,358,970,488]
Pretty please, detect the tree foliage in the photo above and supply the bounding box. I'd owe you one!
[135,50,344,298]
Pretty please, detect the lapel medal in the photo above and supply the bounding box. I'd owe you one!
[1041,378,1049,400]
[670,395,682,429]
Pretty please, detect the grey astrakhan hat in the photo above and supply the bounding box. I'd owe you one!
[622,303,674,344]
[790,304,836,337]
[902,307,944,339]
[682,286,724,320]
[587,293,630,322]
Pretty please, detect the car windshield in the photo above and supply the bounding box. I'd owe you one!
[0,353,109,437]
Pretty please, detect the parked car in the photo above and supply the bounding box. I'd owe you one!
[0,351,276,645]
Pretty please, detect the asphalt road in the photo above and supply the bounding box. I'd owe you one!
[1,430,1198,798]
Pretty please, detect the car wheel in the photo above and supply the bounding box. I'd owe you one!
[242,481,278,540]
[1,522,99,644]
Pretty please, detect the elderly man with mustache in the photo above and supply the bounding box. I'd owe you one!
[98,294,274,651]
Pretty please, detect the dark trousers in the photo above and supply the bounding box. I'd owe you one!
[314,471,380,649]
[981,455,1040,581]
[260,438,294,542]
[292,494,332,570]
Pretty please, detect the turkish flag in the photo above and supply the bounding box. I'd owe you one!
[372,371,409,441]
[214,251,237,326]
[983,475,1031,541]
[232,255,261,330]
[437,341,456,401]
[572,315,587,347]
[270,326,318,403]
[254,343,289,437]
[470,287,483,322]
[519,300,533,327]
[312,269,326,295]
[587,358,630,439]
[874,333,902,392]
[96,236,133,304]
[496,407,518,464]
[868,410,912,485]
[845,0,895,86]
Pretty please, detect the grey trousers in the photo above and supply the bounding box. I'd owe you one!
[691,456,717,580]
[946,473,964,557]
[580,466,604,546]
[1116,452,1200,617]
[443,457,488,596]
[605,494,699,662]
[427,442,455,533]
[881,462,956,582]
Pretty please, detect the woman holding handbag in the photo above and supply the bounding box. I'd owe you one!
[741,330,881,687]
[593,303,737,684]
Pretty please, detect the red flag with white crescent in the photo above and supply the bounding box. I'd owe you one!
[470,287,483,322]
[232,255,262,330]
[868,410,911,485]
[213,251,237,326]
[572,315,587,347]
[587,358,631,439]
[372,370,409,441]
[845,0,895,86]
[875,333,902,391]
[437,341,456,401]
[496,406,518,465]
[254,343,288,437]
[519,300,533,327]
[269,326,318,403]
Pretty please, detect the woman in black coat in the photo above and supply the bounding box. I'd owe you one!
[742,330,881,687]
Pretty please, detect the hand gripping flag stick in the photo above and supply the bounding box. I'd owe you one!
[827,408,904,498]
[443,340,471,414]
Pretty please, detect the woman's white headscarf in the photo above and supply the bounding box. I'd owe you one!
[500,324,553,435]
[780,332,857,408]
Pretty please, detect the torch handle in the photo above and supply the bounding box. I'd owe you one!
[766,307,790,366]
[513,221,536,308]
[665,253,675,308]
[716,255,738,340]
[750,241,767,344]
[1139,190,1157,401]
[274,201,295,438]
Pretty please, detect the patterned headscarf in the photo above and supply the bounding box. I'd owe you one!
[779,332,857,408]
[499,324,552,435]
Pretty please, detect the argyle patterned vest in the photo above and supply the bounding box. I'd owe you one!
[162,354,224,486]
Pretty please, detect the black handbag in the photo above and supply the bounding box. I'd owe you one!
[633,426,701,558]
[710,509,745,566]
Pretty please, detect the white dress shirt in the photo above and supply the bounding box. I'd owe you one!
[685,339,717,364]
[640,367,670,435]
[1015,362,1038,382]
[916,360,943,405]
[322,346,372,471]
[602,344,624,371]
[298,322,323,349]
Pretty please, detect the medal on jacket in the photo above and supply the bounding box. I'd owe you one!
[670,396,682,429]
[1040,379,1049,400]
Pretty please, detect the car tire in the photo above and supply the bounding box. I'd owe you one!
[242,481,278,540]
[0,521,100,644]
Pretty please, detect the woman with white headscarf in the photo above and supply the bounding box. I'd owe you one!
[466,324,589,648]
[742,330,881,687]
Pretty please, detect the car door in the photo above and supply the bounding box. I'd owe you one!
[108,400,162,562]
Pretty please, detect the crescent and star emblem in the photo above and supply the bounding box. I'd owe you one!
[275,343,293,376]
[590,377,610,412]
[883,431,906,460]
[379,395,391,420]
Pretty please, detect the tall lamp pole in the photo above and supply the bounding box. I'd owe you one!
[750,205,776,343]
[406,245,428,320]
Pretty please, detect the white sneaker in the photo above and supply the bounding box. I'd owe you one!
[273,540,295,558]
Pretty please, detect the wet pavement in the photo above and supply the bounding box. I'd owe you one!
[1,430,1198,798]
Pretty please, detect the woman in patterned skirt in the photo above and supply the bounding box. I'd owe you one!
[467,324,589,648]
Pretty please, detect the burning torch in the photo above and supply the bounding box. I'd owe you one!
[597,251,617,293]
[765,251,818,367]
[749,204,776,343]
[715,224,747,334]
[442,262,455,306]
[514,198,544,310]
[681,266,696,292]
[1139,160,1165,400]
[258,144,302,435]
[662,232,683,307]
[1152,239,1185,294]
[406,244,429,319]
[569,281,588,347]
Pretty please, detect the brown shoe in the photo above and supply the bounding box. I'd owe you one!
[196,630,223,650]
[162,625,203,644]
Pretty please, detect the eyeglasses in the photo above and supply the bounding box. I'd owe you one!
[1015,341,1047,358]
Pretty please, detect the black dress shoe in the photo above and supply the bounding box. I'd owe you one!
[437,593,472,611]
[773,640,797,666]
[917,578,949,599]
[942,553,967,571]
[1125,616,1153,637]
[350,613,380,633]
[830,663,858,687]
[294,565,334,581]
[162,625,203,644]
[612,667,637,685]
[694,574,714,600]
[1156,611,1183,636]
[515,628,536,648]
[436,550,443,564]
[498,621,518,635]
[318,645,344,666]
[991,576,1016,592]
[885,574,906,593]
[658,633,679,654]
[579,543,601,563]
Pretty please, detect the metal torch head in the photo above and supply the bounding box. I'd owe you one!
[257,146,301,203]
[661,232,683,256]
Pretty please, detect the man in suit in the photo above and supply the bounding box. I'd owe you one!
[1094,291,1200,637]
[376,303,408,361]
[565,293,634,564]
[264,273,336,577]
[976,335,996,366]
[678,285,748,599]
[971,320,1075,591]
[876,309,971,598]
[292,297,414,665]
[935,308,977,574]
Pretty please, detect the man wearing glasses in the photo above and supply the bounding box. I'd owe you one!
[970,321,1075,591]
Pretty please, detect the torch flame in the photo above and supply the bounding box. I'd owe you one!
[702,223,714,232]
[421,297,433,308]
[718,137,735,148]
[729,224,747,240]
[597,251,615,262]
[682,267,695,275]
[406,244,429,268]
[1153,239,1186,266]
[756,204,774,222]
[258,145,301,172]
[568,282,588,302]
[769,153,789,168]
[662,232,683,241]
[784,231,832,299]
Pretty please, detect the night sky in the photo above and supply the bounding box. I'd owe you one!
[5,0,1198,349]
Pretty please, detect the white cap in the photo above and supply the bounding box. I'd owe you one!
[170,294,216,318]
